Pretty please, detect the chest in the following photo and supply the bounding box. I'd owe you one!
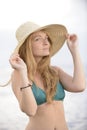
[32,82,65,105]
[34,75,45,91]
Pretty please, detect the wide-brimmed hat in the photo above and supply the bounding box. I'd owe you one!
[14,21,67,56]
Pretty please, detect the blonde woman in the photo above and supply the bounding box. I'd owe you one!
[8,22,86,130]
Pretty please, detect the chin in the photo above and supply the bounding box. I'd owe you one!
[43,53,50,56]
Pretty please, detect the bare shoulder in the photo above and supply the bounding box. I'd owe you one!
[51,66,62,74]
[51,66,68,81]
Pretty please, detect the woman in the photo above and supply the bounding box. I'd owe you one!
[9,21,86,130]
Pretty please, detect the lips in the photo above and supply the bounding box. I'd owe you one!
[43,48,49,50]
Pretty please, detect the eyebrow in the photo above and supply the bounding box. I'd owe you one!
[32,35,42,38]
[32,34,48,39]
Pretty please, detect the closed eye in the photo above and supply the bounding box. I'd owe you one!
[34,37,42,41]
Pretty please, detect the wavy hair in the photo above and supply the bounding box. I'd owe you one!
[18,33,59,103]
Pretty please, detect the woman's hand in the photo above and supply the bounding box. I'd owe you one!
[66,34,78,54]
[9,53,27,72]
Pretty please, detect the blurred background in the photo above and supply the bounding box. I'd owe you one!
[0,0,87,130]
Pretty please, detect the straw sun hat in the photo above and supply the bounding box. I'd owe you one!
[0,21,67,87]
[15,21,68,56]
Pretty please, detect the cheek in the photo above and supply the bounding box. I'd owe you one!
[32,49,42,56]
[32,43,40,50]
[31,44,41,55]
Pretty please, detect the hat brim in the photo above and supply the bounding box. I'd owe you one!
[14,24,67,56]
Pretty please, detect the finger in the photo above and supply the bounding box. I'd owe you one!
[10,52,20,58]
[65,33,70,39]
[70,34,77,42]
[10,53,20,60]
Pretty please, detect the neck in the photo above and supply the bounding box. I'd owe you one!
[34,56,42,63]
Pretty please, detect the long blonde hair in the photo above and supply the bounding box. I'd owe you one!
[19,33,59,103]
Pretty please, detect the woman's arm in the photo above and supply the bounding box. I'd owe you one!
[9,54,37,116]
[58,34,86,92]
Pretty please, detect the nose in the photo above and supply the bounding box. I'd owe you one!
[43,38,49,45]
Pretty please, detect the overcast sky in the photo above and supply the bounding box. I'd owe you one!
[0,0,86,30]
[0,0,87,69]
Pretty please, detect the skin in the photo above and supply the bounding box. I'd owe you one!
[9,31,86,130]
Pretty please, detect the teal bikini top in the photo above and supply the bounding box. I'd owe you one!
[31,82,65,105]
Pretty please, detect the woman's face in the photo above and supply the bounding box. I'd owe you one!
[31,31,50,60]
